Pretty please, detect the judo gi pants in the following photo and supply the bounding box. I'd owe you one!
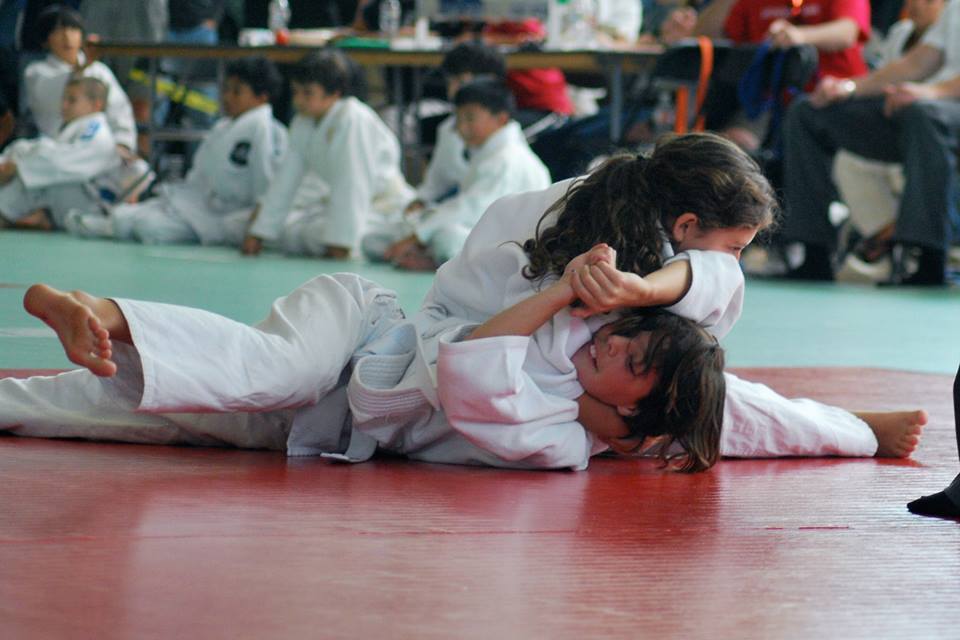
[0,178,100,228]
[0,274,404,450]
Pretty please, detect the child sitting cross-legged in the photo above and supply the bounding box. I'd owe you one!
[64,57,288,247]
[0,76,119,230]
[363,78,551,271]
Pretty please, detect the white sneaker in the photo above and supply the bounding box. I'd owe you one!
[64,208,113,238]
[835,253,892,284]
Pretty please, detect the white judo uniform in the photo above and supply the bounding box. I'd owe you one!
[24,53,151,202]
[0,182,878,464]
[420,180,880,458]
[249,97,414,256]
[363,119,552,263]
[416,115,469,205]
[24,53,137,151]
[70,104,288,246]
[0,112,120,228]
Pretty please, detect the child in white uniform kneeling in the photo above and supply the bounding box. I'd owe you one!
[0,76,119,229]
[23,5,151,204]
[363,78,551,270]
[65,57,288,246]
[241,49,413,259]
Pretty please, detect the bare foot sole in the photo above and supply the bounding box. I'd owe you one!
[23,284,117,377]
[13,208,53,231]
[855,410,928,458]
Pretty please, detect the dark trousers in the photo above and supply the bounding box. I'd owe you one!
[782,95,960,253]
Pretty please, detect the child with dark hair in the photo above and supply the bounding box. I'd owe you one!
[241,49,413,259]
[0,248,725,472]
[24,4,151,203]
[65,56,288,247]
[363,78,550,270]
[0,75,120,230]
[421,131,925,468]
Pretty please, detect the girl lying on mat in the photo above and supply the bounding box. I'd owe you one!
[1,133,925,470]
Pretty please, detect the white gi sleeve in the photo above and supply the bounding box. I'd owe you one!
[96,65,137,151]
[249,136,307,241]
[416,116,465,204]
[248,119,288,202]
[437,334,593,470]
[662,250,744,340]
[413,160,515,243]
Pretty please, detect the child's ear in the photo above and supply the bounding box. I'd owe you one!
[670,212,701,243]
[616,405,639,417]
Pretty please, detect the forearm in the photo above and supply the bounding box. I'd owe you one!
[636,258,693,307]
[927,75,960,100]
[467,280,575,340]
[853,45,945,95]
[797,19,859,51]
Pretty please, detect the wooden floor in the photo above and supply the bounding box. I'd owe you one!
[2,366,958,639]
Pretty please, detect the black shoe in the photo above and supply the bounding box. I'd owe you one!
[879,245,947,287]
[785,244,834,281]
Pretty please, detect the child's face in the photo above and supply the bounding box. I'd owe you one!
[291,81,339,120]
[671,215,760,260]
[455,104,508,148]
[571,326,659,414]
[222,76,267,118]
[47,26,83,65]
[60,85,100,123]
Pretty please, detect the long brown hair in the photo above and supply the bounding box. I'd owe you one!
[602,311,726,473]
[523,132,777,282]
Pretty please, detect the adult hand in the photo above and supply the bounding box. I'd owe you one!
[809,75,855,108]
[241,234,263,256]
[767,19,805,48]
[883,82,936,117]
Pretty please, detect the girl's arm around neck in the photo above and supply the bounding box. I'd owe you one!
[466,279,576,341]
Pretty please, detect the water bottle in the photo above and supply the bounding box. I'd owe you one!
[268,0,291,43]
[380,0,401,38]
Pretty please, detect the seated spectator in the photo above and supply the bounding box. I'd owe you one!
[0,76,120,230]
[23,4,152,202]
[241,49,413,259]
[362,78,551,270]
[65,57,288,248]
[695,0,871,151]
[781,0,960,286]
[832,0,946,283]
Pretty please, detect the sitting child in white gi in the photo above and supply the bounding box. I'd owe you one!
[241,49,413,259]
[64,57,288,247]
[23,5,151,206]
[2,250,729,472]
[363,78,551,270]
[0,76,119,229]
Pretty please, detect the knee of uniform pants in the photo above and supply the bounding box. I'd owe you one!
[111,202,142,240]
[280,215,330,257]
[428,225,469,264]
[132,212,198,245]
[0,178,33,222]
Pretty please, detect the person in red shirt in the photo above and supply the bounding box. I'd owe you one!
[724,0,871,80]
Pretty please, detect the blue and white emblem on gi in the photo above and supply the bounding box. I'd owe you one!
[229,141,251,166]
[79,120,100,141]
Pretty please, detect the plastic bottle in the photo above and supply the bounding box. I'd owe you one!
[380,0,401,38]
[268,0,291,44]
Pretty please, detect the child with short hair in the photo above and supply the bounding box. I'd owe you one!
[241,49,413,259]
[364,78,551,270]
[0,75,119,229]
[65,57,288,247]
[1,253,726,472]
[24,4,150,202]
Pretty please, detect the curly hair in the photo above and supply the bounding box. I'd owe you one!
[523,132,777,283]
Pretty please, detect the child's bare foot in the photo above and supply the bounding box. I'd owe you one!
[14,208,52,231]
[854,410,928,458]
[23,284,118,377]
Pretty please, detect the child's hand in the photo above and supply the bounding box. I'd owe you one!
[563,243,615,281]
[240,234,263,256]
[0,161,16,184]
[569,260,655,317]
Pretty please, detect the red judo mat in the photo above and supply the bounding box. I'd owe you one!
[1,367,958,639]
